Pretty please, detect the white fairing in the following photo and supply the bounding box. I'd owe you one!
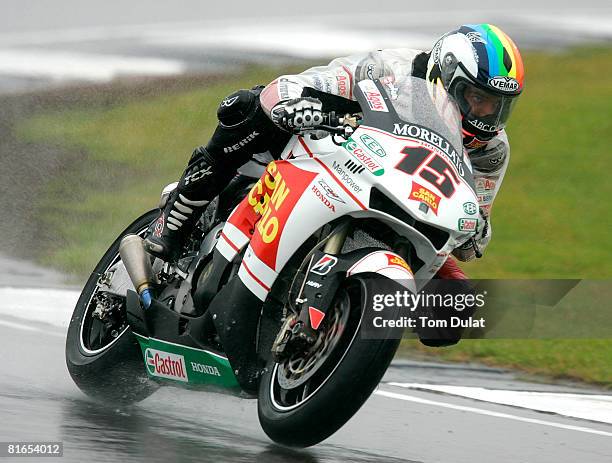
[219,77,479,299]
[347,250,416,294]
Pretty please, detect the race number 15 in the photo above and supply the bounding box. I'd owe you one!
[396,146,459,198]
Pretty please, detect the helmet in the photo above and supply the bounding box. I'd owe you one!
[426,24,525,146]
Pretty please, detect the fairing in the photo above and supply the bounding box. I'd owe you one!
[217,77,479,299]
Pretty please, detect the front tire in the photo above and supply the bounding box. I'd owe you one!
[65,210,159,405]
[257,276,402,447]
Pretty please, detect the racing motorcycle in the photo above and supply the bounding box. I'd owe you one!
[66,76,480,447]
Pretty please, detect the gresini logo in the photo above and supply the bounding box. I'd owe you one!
[488,76,520,92]
[145,348,188,382]
[393,123,466,177]
[311,255,338,275]
[359,134,386,157]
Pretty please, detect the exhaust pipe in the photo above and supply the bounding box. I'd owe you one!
[119,234,154,309]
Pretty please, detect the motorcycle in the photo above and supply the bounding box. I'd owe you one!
[66,75,480,447]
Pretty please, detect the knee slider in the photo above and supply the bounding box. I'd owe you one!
[217,89,259,128]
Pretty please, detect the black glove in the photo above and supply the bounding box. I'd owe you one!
[270,97,323,133]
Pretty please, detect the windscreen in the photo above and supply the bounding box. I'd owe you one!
[382,76,463,153]
[355,76,475,192]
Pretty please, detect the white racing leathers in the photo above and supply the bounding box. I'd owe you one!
[259,48,510,261]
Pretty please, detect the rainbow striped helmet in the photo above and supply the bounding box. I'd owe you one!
[426,24,525,144]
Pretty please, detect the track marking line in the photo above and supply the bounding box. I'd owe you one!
[0,318,65,338]
[387,382,612,425]
[374,389,612,437]
[0,49,185,82]
[0,287,78,328]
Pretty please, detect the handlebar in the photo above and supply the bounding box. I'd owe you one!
[309,112,361,138]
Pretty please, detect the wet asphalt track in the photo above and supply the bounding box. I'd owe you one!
[1,319,611,463]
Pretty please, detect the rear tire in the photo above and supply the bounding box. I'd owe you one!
[257,276,401,447]
[65,210,159,405]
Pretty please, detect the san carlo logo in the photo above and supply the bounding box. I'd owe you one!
[488,76,520,93]
[359,134,386,157]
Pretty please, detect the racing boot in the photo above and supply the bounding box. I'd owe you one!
[144,147,230,262]
[143,189,209,262]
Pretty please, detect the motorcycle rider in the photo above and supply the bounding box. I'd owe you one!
[144,23,524,281]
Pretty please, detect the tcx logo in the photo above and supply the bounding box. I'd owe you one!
[184,166,212,186]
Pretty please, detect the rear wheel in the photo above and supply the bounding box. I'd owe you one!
[257,276,402,447]
[65,210,159,405]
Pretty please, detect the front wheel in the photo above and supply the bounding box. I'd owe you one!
[257,276,402,447]
[65,210,159,405]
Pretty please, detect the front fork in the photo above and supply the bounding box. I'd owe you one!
[271,219,352,361]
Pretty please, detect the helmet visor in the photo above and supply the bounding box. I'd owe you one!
[453,81,518,135]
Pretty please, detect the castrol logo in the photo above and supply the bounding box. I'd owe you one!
[145,348,188,382]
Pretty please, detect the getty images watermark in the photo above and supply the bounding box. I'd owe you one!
[370,288,487,330]
[361,279,612,340]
